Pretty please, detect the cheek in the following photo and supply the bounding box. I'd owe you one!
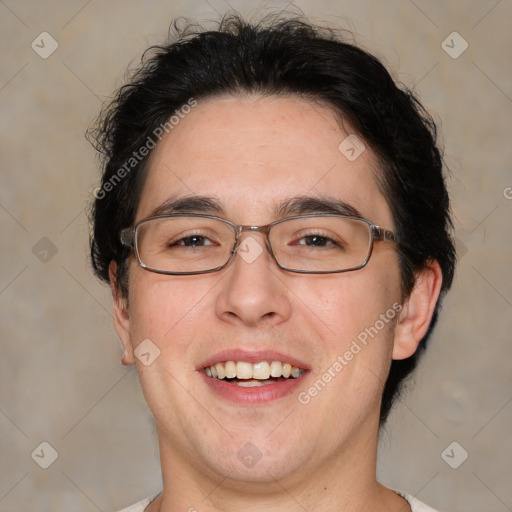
[125,272,210,416]
[291,268,400,339]
[126,268,218,349]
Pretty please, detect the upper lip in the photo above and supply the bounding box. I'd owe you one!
[197,349,310,371]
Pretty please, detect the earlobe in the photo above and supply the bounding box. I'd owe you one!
[392,260,443,360]
[109,261,135,365]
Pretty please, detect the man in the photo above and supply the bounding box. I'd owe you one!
[89,14,455,512]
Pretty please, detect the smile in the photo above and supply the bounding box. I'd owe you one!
[204,360,305,387]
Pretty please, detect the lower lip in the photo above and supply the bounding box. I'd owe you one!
[200,372,307,405]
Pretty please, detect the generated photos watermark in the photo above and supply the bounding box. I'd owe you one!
[93,97,197,200]
[298,302,402,405]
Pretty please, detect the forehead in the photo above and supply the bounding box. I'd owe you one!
[137,95,392,227]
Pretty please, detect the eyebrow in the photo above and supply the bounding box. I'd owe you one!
[150,196,224,217]
[275,195,362,218]
[149,194,362,219]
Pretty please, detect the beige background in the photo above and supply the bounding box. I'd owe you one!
[1,1,511,511]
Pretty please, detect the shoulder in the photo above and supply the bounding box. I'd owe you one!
[395,490,445,512]
[114,494,159,512]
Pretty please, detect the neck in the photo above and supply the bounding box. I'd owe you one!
[146,415,410,512]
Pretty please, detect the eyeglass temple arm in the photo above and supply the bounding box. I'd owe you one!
[372,226,400,243]
[120,228,135,248]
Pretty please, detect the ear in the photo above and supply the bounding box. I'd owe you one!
[392,260,443,360]
[109,261,135,365]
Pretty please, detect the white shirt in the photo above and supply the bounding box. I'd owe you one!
[115,491,443,511]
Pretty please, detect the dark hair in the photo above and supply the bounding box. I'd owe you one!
[88,14,456,424]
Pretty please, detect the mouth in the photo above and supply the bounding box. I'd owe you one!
[204,360,306,387]
[199,351,309,404]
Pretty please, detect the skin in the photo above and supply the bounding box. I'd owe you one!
[111,95,442,512]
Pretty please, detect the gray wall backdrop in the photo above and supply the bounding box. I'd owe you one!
[1,1,511,511]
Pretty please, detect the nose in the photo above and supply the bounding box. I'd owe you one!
[215,232,292,327]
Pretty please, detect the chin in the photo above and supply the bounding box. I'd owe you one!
[197,434,314,486]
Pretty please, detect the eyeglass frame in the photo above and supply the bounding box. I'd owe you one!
[120,213,400,276]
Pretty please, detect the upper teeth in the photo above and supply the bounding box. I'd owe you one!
[204,361,304,380]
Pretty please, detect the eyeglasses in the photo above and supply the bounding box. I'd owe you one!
[120,213,399,275]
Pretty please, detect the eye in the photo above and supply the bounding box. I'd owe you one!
[169,234,215,248]
[292,231,344,249]
[297,235,335,247]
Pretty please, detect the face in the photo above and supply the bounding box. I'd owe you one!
[115,95,406,488]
